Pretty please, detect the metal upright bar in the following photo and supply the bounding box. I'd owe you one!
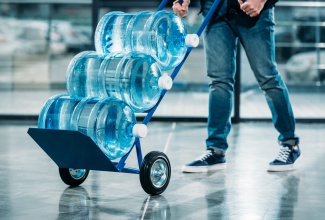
[142,0,222,125]
[157,0,170,11]
[92,0,99,50]
[132,0,220,166]
[233,44,241,123]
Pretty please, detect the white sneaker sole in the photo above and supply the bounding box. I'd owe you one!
[267,156,301,172]
[182,163,227,173]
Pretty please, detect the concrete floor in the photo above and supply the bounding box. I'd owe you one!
[1,121,325,220]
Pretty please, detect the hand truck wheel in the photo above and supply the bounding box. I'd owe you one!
[140,151,171,195]
[59,168,89,187]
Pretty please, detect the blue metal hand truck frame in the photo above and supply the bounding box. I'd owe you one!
[27,0,221,195]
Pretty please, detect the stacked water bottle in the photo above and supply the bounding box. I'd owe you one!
[38,10,199,160]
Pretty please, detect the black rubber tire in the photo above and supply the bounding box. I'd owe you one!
[59,168,89,187]
[140,151,171,195]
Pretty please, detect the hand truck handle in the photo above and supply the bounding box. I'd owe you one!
[157,0,170,11]
[157,0,185,11]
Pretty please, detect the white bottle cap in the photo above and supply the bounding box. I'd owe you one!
[132,124,148,138]
[158,74,173,90]
[185,34,199,47]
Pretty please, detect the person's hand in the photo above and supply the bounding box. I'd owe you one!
[238,0,267,17]
[172,0,190,18]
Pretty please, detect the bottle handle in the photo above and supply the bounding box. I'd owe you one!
[158,74,173,90]
[132,124,148,138]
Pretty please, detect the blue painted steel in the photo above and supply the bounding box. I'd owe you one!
[122,167,140,174]
[197,0,221,37]
[27,128,140,173]
[117,147,132,171]
[116,137,143,171]
[134,138,143,168]
[157,0,169,11]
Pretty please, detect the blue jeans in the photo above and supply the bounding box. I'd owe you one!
[202,0,299,152]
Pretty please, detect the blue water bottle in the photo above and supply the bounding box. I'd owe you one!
[70,97,147,160]
[38,94,79,130]
[66,51,173,112]
[65,51,105,99]
[38,95,147,160]
[94,10,199,70]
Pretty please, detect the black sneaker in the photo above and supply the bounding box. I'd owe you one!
[267,144,301,172]
[182,148,226,173]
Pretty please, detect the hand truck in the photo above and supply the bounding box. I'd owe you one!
[28,0,221,195]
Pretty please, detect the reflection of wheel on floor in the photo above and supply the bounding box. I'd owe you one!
[140,151,171,195]
[59,168,89,187]
[58,186,90,216]
[140,195,171,219]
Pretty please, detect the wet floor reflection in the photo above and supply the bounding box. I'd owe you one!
[1,123,325,219]
[272,173,300,220]
[139,195,171,220]
[56,186,172,220]
[57,187,90,220]
[46,167,303,220]
[177,170,301,219]
[205,173,227,219]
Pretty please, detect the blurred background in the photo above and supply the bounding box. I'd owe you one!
[0,0,324,122]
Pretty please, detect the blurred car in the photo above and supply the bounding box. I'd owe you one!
[51,21,92,52]
[285,51,325,83]
[15,23,62,54]
[274,26,295,63]
[0,19,66,55]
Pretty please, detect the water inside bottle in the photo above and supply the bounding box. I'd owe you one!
[89,98,136,160]
[95,10,189,70]
[67,51,105,99]
[95,12,134,54]
[70,98,98,135]
[127,11,152,52]
[57,98,79,130]
[38,95,79,130]
[147,11,187,70]
[118,53,162,112]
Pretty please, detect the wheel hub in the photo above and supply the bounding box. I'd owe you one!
[150,159,168,188]
[69,168,87,180]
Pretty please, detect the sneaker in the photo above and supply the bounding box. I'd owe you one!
[267,144,301,172]
[182,148,226,173]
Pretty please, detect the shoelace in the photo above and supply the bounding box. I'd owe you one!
[196,150,213,161]
[275,146,291,162]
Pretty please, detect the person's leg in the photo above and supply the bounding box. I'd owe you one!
[182,5,237,173]
[235,8,298,143]
[233,8,300,171]
[204,19,237,154]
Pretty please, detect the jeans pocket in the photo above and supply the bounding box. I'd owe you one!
[266,8,276,27]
